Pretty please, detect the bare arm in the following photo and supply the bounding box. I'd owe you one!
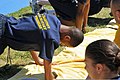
[44,59,55,80]
[30,51,43,66]
[30,51,56,80]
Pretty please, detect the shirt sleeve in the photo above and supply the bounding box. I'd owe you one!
[39,39,59,62]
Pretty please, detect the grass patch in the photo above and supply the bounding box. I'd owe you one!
[86,8,113,33]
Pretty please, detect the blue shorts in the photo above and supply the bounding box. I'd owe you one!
[49,0,102,19]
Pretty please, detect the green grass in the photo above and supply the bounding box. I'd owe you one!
[0,6,114,79]
[86,8,113,32]
[7,6,32,18]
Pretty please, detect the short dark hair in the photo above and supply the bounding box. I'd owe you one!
[85,39,120,71]
[69,28,84,47]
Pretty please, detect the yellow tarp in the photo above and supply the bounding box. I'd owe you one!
[8,20,117,80]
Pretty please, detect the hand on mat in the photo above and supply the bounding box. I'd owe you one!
[29,61,59,66]
[29,61,44,66]
[52,62,60,65]
[35,61,44,66]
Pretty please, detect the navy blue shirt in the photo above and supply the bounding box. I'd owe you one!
[0,13,61,61]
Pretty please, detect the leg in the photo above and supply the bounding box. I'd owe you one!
[82,2,90,33]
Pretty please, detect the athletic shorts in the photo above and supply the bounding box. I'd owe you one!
[49,0,102,20]
[49,0,77,20]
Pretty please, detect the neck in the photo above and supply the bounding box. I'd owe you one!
[98,71,118,79]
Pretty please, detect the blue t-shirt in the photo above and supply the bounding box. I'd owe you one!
[3,13,61,61]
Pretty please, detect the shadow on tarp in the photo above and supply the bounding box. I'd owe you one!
[0,64,45,80]
[9,69,45,80]
[0,64,24,80]
[88,17,113,27]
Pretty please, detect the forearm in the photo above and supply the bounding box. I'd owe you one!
[30,51,43,66]
[44,59,54,80]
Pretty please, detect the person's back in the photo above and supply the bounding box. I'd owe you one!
[0,13,61,55]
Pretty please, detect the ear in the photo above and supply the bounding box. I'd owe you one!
[64,35,71,41]
[95,64,104,74]
[116,11,120,23]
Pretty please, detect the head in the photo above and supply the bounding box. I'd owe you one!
[85,39,120,79]
[110,0,120,24]
[60,25,84,47]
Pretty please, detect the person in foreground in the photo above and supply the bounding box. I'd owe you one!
[0,13,84,80]
[110,0,120,48]
[85,39,120,80]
